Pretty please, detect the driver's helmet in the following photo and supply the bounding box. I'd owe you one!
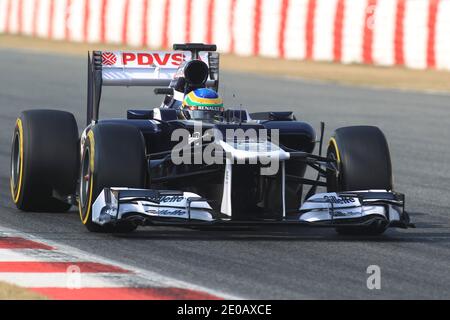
[181,88,224,121]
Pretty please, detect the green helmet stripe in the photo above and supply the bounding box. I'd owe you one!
[184,95,223,108]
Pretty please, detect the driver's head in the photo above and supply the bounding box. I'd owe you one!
[181,88,224,121]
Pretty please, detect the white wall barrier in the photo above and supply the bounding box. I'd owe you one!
[1,0,449,70]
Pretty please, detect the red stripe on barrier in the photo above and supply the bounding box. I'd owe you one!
[362,0,377,64]
[394,0,405,66]
[0,262,130,273]
[0,237,54,250]
[305,0,317,60]
[122,0,131,44]
[32,0,39,37]
[426,0,440,68]
[253,0,262,56]
[4,0,12,34]
[31,287,222,300]
[48,0,55,39]
[185,0,192,43]
[333,0,345,62]
[278,0,290,59]
[142,0,150,47]
[100,0,109,43]
[65,0,73,41]
[83,0,90,42]
[162,0,171,49]
[229,0,237,53]
[17,0,23,34]
[206,0,215,44]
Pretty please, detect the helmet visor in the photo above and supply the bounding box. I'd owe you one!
[185,109,224,121]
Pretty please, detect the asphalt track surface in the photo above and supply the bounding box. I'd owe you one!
[0,49,449,299]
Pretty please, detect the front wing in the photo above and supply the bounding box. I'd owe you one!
[91,188,413,229]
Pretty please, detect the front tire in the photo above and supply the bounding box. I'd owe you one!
[78,123,147,233]
[327,126,393,236]
[10,110,78,212]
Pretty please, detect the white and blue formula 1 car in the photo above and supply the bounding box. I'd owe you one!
[10,44,414,235]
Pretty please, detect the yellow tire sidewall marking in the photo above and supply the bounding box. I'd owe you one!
[11,119,24,204]
[329,137,341,164]
[79,130,95,225]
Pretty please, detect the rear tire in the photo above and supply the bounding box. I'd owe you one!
[327,126,392,236]
[78,123,146,233]
[10,110,78,212]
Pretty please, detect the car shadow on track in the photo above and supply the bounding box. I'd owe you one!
[115,229,450,243]
[4,205,450,243]
[114,211,450,243]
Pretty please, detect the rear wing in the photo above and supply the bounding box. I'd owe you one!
[86,44,220,125]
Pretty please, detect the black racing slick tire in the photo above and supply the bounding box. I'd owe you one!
[10,110,79,212]
[78,123,146,233]
[326,126,393,236]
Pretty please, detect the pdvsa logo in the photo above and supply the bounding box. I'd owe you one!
[102,52,117,66]
[121,52,184,67]
[101,52,185,67]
